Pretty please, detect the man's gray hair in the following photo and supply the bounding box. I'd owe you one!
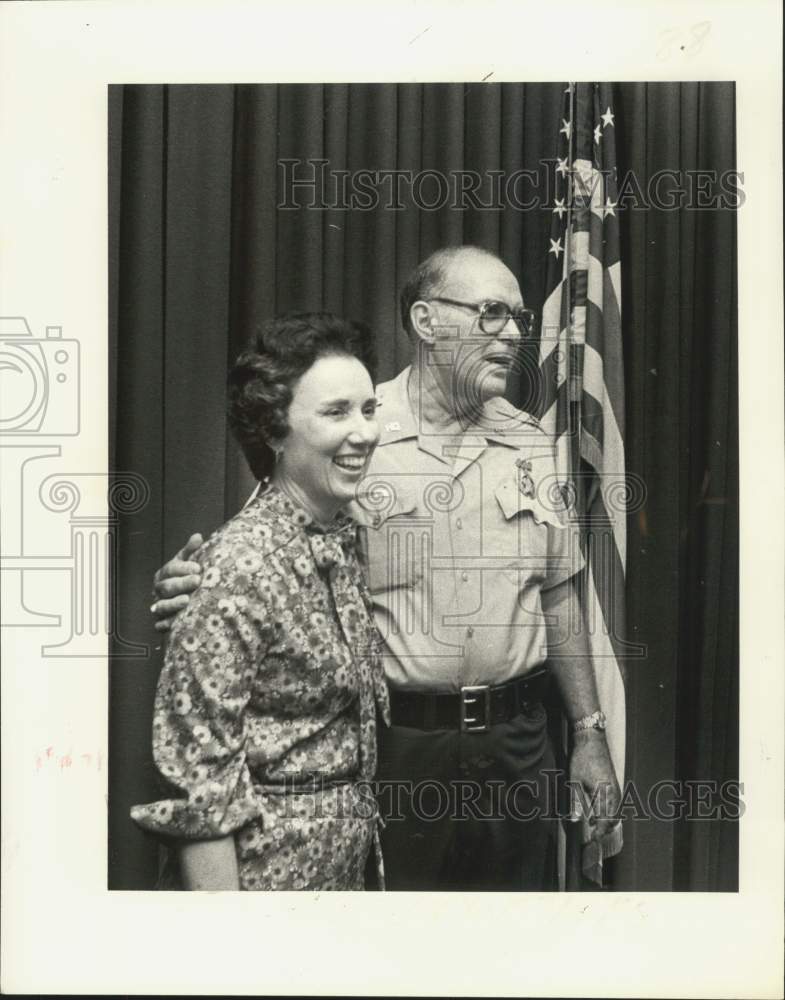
[398,245,503,339]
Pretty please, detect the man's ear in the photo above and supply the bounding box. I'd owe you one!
[410,301,436,343]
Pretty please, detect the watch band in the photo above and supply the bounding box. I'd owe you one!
[573,709,607,733]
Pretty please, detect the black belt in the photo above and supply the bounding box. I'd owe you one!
[389,668,550,733]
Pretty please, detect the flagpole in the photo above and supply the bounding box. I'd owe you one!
[557,80,576,893]
[565,80,575,467]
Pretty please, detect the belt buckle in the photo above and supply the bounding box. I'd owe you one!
[460,685,490,733]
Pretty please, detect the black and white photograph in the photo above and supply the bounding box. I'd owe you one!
[1,2,782,996]
[109,80,740,895]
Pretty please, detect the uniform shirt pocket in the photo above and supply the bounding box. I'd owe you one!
[494,479,568,587]
[358,489,420,594]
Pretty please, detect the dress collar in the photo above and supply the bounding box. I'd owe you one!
[257,481,355,535]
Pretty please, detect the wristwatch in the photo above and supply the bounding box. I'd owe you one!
[573,710,607,733]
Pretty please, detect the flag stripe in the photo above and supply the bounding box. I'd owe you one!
[581,386,605,445]
[580,487,629,670]
[585,302,624,436]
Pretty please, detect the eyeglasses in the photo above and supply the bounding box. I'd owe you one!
[428,297,536,337]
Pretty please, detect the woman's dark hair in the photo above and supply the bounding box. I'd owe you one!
[227,312,377,482]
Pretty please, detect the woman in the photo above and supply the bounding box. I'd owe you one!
[131,312,389,890]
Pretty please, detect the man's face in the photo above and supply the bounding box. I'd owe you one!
[427,253,525,415]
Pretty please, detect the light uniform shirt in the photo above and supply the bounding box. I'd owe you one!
[349,367,584,693]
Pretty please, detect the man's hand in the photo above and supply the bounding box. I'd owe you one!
[568,730,621,841]
[150,533,203,632]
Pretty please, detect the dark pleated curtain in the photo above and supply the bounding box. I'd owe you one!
[614,82,739,891]
[109,82,738,892]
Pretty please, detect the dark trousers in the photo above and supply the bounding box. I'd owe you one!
[373,701,557,891]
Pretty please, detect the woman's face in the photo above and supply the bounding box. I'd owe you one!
[276,354,380,521]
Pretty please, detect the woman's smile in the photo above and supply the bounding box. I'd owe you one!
[332,452,370,473]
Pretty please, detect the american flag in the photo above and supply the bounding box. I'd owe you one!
[537,82,628,883]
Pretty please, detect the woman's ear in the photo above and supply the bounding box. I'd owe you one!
[267,438,284,464]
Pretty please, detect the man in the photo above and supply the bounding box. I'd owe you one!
[151,245,620,890]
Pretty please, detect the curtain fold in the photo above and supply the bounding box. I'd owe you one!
[109,82,738,892]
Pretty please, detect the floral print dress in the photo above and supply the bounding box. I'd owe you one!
[131,485,390,890]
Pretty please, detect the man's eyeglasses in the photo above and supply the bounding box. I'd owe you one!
[428,297,536,337]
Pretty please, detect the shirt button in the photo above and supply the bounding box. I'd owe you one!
[466,626,474,638]
[461,571,469,582]
[372,514,381,527]
[456,518,463,529]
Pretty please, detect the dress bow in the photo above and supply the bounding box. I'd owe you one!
[307,520,357,571]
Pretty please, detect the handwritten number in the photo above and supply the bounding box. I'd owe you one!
[685,21,711,56]
[657,28,680,61]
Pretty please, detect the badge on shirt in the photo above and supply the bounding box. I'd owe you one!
[559,480,576,511]
[515,457,536,499]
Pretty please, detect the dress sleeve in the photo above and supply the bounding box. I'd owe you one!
[131,527,274,840]
[350,547,391,727]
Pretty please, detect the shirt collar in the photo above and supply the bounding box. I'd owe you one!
[476,396,543,448]
[375,366,420,445]
[374,366,540,451]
